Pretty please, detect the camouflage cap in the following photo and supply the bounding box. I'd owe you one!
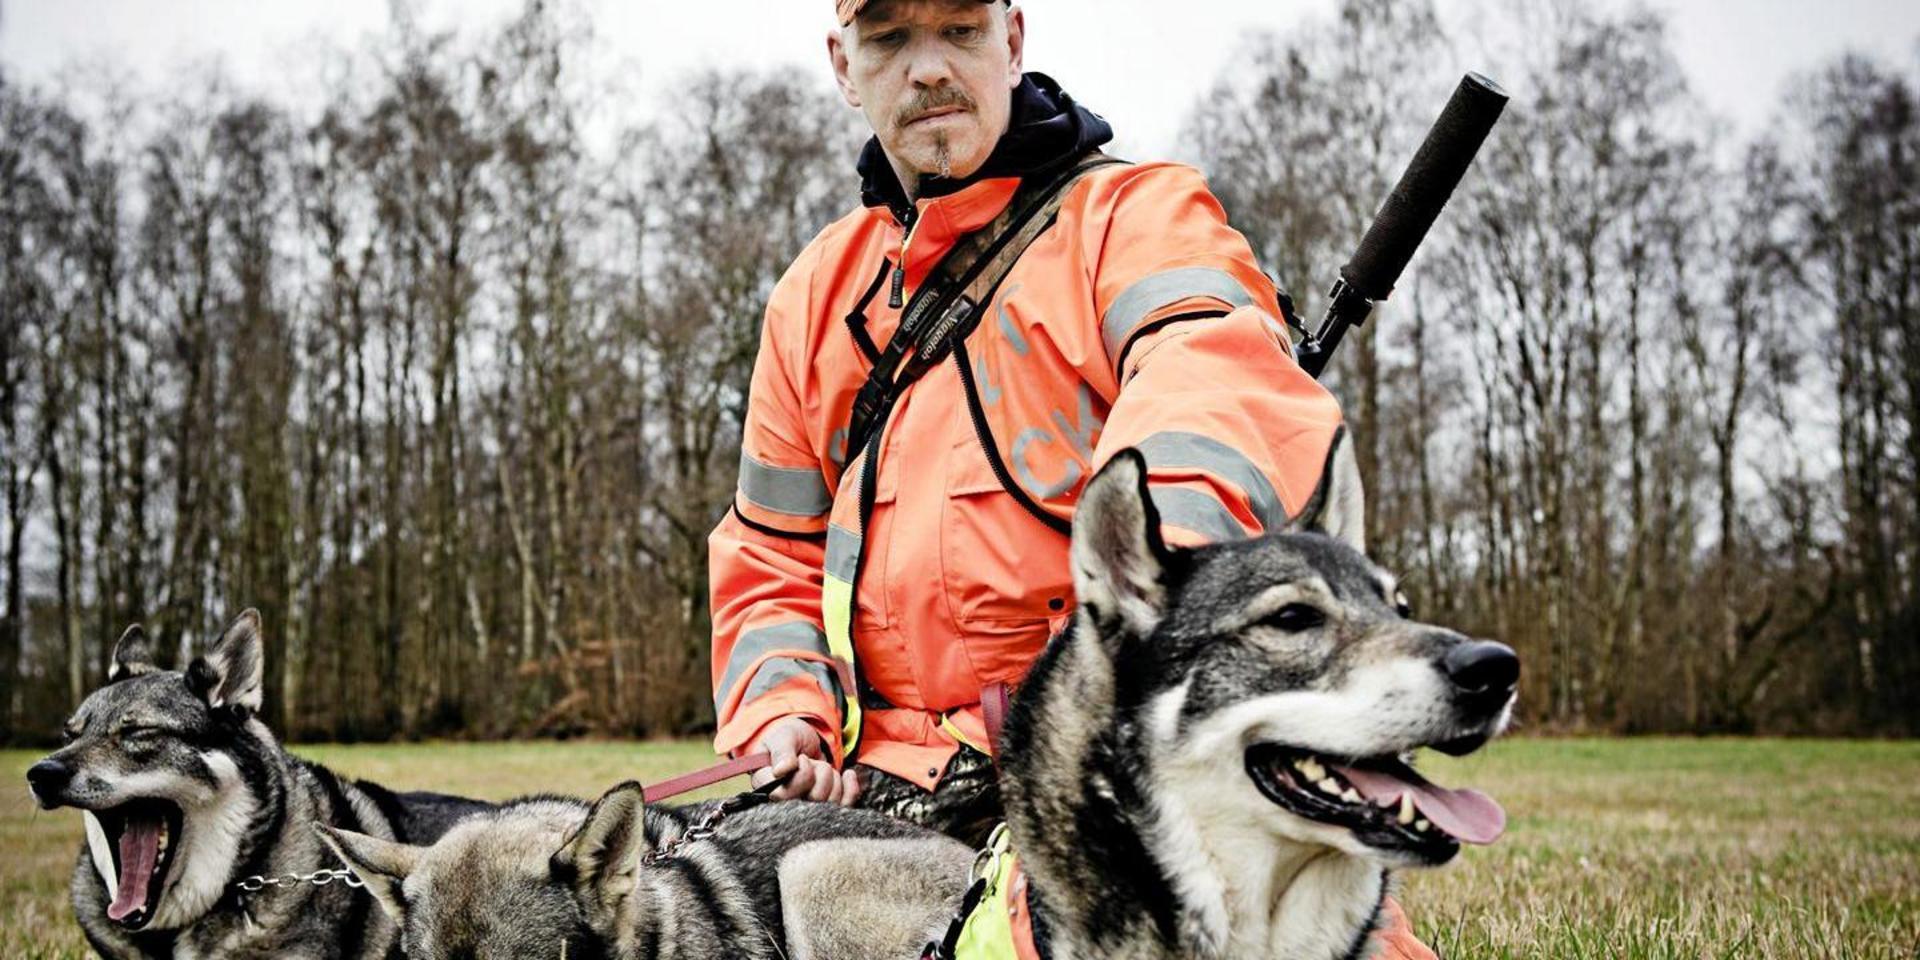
[837,0,1003,26]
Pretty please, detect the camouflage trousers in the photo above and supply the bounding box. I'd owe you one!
[853,744,1002,849]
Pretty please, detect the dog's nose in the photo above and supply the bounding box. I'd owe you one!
[1443,641,1519,700]
[26,759,73,799]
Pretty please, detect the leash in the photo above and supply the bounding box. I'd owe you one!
[641,751,773,803]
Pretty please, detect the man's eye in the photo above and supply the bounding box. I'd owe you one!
[946,25,979,41]
[870,29,906,47]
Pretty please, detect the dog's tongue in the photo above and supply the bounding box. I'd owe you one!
[107,813,162,922]
[1336,763,1507,845]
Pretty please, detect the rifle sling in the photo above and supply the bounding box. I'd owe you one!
[844,152,1123,456]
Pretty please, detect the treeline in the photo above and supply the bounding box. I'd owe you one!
[1,1,1914,744]
[1189,1,1918,734]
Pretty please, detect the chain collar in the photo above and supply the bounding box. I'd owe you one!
[234,868,364,894]
[642,789,772,866]
[231,867,365,933]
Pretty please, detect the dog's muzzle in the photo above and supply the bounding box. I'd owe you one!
[27,758,75,809]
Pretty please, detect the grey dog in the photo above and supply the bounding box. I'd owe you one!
[27,611,491,959]
[993,441,1515,959]
[318,783,973,959]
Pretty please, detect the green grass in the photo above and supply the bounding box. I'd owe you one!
[4,739,1916,957]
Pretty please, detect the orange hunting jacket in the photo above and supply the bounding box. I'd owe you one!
[708,156,1345,780]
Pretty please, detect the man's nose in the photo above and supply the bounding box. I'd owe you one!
[27,758,74,802]
[902,40,955,90]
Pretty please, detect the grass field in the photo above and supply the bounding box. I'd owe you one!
[3,738,1916,958]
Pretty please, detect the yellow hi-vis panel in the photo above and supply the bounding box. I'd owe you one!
[954,825,1022,960]
[821,571,862,756]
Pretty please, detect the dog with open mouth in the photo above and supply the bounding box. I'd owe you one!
[26,610,492,959]
[991,439,1516,959]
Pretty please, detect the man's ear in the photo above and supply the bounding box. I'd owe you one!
[828,27,862,109]
[316,825,419,921]
[1286,426,1367,553]
[551,782,651,928]
[1072,449,1172,638]
[187,609,265,717]
[109,625,155,681]
[1004,5,1025,86]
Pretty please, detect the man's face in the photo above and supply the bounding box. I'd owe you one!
[830,0,1025,185]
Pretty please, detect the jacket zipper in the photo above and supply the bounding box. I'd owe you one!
[889,204,918,309]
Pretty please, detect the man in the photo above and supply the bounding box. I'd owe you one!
[708,0,1430,953]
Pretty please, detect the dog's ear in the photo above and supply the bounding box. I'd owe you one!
[1072,449,1172,637]
[315,824,419,921]
[551,781,650,927]
[1285,426,1366,553]
[188,609,265,717]
[109,625,156,681]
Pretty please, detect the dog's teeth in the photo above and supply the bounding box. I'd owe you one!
[1414,819,1430,832]
[1317,777,1341,794]
[1397,794,1416,824]
[1341,788,1361,803]
[1297,758,1326,781]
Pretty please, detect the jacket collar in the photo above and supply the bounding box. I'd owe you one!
[856,72,1113,223]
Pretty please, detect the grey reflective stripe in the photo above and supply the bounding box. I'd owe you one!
[1149,487,1249,543]
[740,657,840,710]
[715,622,832,714]
[1101,267,1257,365]
[738,451,831,518]
[1136,432,1283,530]
[825,524,860,582]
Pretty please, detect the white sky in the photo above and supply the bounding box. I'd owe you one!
[2,1,1917,160]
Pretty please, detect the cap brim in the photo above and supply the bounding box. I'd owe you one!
[838,0,1000,26]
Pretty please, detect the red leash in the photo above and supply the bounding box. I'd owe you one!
[651,681,1008,805]
[641,751,773,804]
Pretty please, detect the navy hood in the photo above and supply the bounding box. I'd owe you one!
[857,72,1114,216]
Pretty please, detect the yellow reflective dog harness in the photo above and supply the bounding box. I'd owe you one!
[921,824,1043,960]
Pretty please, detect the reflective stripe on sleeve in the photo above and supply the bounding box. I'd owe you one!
[737,451,832,518]
[714,622,836,714]
[1149,486,1249,543]
[1101,267,1257,368]
[1136,431,1285,531]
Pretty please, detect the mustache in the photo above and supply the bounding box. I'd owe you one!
[894,88,977,128]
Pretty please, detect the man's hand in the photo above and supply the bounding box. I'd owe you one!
[749,716,862,806]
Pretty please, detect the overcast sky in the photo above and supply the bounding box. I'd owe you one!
[3,0,1917,159]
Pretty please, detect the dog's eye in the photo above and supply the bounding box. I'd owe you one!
[1264,603,1325,632]
[61,725,80,744]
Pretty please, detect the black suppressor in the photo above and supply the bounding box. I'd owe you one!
[1296,72,1509,379]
